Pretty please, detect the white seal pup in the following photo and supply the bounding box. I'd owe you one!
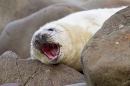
[30,6,126,71]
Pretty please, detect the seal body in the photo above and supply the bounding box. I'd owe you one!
[30,7,126,71]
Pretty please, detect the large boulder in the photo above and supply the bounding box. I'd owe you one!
[81,6,130,86]
[0,51,85,86]
[0,3,84,59]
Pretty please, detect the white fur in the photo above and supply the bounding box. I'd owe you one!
[30,6,127,71]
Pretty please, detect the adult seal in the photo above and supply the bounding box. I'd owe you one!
[30,6,126,71]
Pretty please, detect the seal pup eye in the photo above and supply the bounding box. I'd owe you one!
[48,28,54,31]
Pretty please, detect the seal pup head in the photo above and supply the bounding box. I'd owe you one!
[30,22,72,65]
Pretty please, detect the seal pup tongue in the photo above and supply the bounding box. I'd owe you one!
[41,43,60,61]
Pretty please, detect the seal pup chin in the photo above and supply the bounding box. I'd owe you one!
[30,6,127,71]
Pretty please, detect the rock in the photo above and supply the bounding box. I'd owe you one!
[0,51,85,86]
[81,6,130,86]
[0,3,84,59]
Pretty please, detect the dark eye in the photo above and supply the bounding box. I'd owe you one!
[48,28,54,31]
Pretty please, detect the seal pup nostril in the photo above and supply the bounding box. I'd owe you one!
[33,33,49,49]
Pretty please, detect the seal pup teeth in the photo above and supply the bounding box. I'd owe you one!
[30,6,127,71]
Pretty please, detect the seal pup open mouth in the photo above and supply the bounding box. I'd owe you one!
[41,43,60,61]
[30,6,126,71]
